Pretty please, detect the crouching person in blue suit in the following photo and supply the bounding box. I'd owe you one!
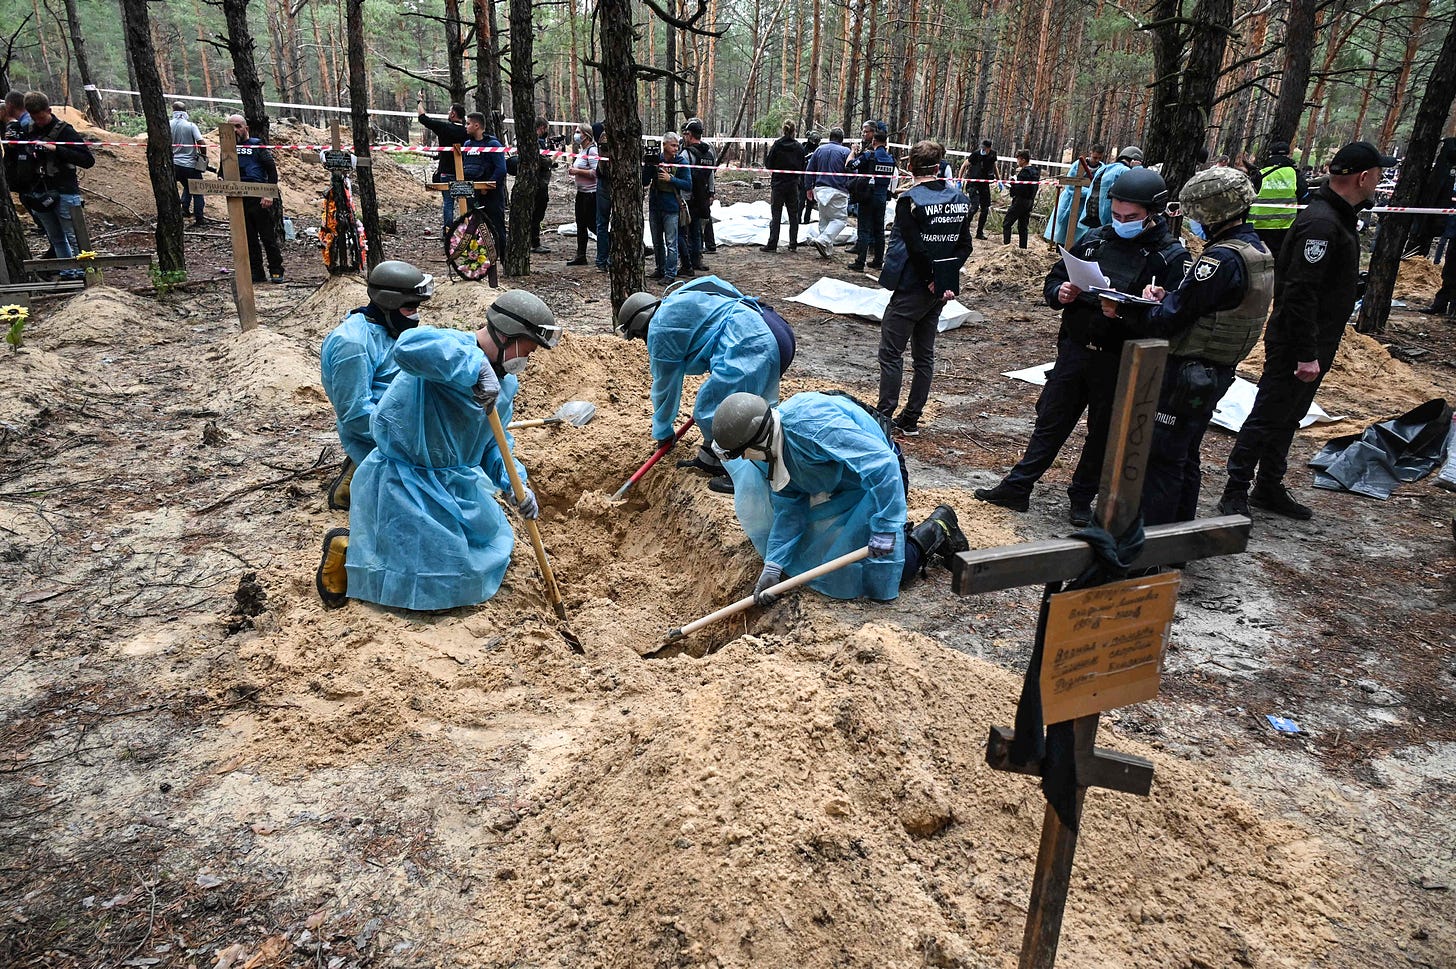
[711,391,969,603]
[315,291,564,611]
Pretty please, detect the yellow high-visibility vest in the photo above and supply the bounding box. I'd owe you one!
[1250,164,1297,230]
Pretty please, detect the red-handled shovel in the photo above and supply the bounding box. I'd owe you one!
[610,418,696,501]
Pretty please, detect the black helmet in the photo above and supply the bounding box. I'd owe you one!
[616,291,660,340]
[1108,167,1169,212]
[805,131,822,147]
[712,393,775,458]
[367,260,434,311]
[486,290,563,349]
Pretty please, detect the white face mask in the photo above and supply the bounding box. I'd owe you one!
[743,447,769,463]
[502,356,529,375]
[400,310,421,323]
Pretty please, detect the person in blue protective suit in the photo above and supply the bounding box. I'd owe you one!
[1044,144,1103,246]
[314,290,564,611]
[319,260,437,510]
[711,392,968,603]
[1121,167,1274,525]
[615,277,797,494]
[1081,145,1141,230]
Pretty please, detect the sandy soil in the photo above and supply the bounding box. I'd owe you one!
[1,175,1453,968]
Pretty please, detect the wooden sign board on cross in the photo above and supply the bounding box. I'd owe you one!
[21,202,151,289]
[951,338,1252,969]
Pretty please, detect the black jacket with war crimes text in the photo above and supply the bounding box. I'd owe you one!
[879,179,975,294]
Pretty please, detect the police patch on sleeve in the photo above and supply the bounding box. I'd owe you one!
[1303,239,1328,263]
[1192,255,1221,282]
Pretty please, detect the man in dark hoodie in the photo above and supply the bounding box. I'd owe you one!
[762,119,804,252]
[5,91,94,272]
[975,167,1188,525]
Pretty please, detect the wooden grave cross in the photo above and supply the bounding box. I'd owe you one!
[1055,175,1092,252]
[425,142,499,284]
[950,339,1252,969]
[319,119,370,175]
[195,123,282,332]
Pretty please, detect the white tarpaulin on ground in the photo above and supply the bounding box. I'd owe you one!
[557,199,882,248]
[1000,365,1345,432]
[788,277,981,333]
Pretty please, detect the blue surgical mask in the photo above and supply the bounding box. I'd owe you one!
[1112,218,1146,240]
[1186,218,1208,240]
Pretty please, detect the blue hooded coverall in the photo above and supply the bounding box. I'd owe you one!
[344,327,528,611]
[320,307,402,465]
[648,275,783,449]
[725,393,908,601]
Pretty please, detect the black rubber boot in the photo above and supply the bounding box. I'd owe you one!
[909,504,970,570]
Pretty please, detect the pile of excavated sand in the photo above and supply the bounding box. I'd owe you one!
[964,244,1058,295]
[282,274,503,343]
[1240,325,1443,436]
[1395,257,1446,301]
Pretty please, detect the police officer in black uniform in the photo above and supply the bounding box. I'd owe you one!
[975,167,1188,524]
[961,139,997,239]
[1129,167,1274,525]
[1002,149,1040,248]
[800,132,821,226]
[1217,140,1395,521]
[875,140,975,436]
[227,114,284,284]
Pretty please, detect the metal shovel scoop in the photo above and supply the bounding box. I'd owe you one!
[507,400,597,430]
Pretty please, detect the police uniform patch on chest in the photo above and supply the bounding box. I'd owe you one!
[1192,256,1220,282]
[1303,239,1328,263]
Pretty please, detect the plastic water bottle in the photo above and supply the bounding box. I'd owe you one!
[283,217,296,241]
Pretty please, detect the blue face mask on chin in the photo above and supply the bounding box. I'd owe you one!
[1112,218,1146,240]
[1186,218,1208,241]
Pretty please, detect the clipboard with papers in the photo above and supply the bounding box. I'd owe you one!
[1057,246,1162,306]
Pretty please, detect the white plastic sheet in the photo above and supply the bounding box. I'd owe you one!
[787,276,982,333]
[999,366,1345,433]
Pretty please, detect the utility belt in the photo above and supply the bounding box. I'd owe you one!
[1162,354,1233,419]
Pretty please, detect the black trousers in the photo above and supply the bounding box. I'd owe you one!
[572,191,595,259]
[973,182,992,235]
[1225,343,1337,491]
[473,193,507,256]
[242,197,283,280]
[999,338,1116,506]
[876,285,941,425]
[174,164,204,220]
[1003,197,1034,248]
[1143,361,1236,525]
[801,188,815,224]
[766,183,800,249]
[531,180,550,247]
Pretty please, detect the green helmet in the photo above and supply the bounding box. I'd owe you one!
[1117,145,1144,164]
[1108,166,1169,212]
[1178,166,1256,224]
[616,291,660,340]
[367,260,434,311]
[713,393,775,458]
[486,290,563,349]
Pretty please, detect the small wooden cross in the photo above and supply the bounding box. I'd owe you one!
[951,339,1252,969]
[1055,175,1092,251]
[195,123,282,332]
[425,146,497,220]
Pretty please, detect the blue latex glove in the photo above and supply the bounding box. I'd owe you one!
[510,487,539,520]
[868,532,897,558]
[753,563,784,606]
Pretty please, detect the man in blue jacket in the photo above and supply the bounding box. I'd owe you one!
[228,114,284,284]
[643,131,693,283]
[461,112,507,256]
[803,127,852,258]
[847,122,896,272]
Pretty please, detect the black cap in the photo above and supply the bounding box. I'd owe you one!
[1328,140,1397,174]
[683,118,705,136]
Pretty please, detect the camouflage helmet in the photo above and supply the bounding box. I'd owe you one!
[1178,166,1257,224]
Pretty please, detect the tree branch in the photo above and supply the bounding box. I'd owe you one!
[1217,42,1285,77]
[1138,15,1238,38]
[641,0,727,35]
[1213,71,1283,104]
[384,60,457,93]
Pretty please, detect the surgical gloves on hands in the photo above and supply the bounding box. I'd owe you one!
[510,487,539,520]
[473,362,500,411]
[753,563,784,606]
[868,532,897,558]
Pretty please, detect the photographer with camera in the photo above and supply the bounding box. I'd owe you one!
[642,132,693,284]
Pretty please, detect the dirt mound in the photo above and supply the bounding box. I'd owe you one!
[280,274,503,343]
[1395,257,1446,301]
[964,244,1058,294]
[31,285,162,348]
[207,324,326,412]
[1240,325,1443,434]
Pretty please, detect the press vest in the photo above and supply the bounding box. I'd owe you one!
[879,182,972,290]
[1168,239,1275,365]
[236,139,273,183]
[1250,165,1297,230]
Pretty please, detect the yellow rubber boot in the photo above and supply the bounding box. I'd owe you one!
[315,527,350,608]
[327,458,356,511]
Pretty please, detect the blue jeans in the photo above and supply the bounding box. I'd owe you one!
[650,208,680,279]
[32,193,83,260]
[595,188,612,267]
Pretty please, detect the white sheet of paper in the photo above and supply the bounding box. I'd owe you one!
[1058,246,1109,291]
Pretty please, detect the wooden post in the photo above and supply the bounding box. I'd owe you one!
[218,123,257,331]
[952,340,1254,969]
[1057,176,1091,252]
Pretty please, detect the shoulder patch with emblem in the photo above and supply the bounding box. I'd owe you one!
[1192,255,1221,282]
[1303,239,1328,263]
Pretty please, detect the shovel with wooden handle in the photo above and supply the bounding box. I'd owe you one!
[507,400,597,430]
[486,409,582,653]
[610,417,696,501]
[642,546,872,658]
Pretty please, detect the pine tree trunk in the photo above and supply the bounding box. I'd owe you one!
[1269,0,1317,145]
[841,0,864,128]
[568,0,582,117]
[598,0,645,311]
[805,0,821,130]
[346,0,383,267]
[664,4,677,131]
[118,0,185,274]
[1358,10,1456,334]
[444,0,467,106]
[0,156,29,280]
[504,0,539,276]
[223,0,270,146]
[61,0,107,126]
[860,0,877,125]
